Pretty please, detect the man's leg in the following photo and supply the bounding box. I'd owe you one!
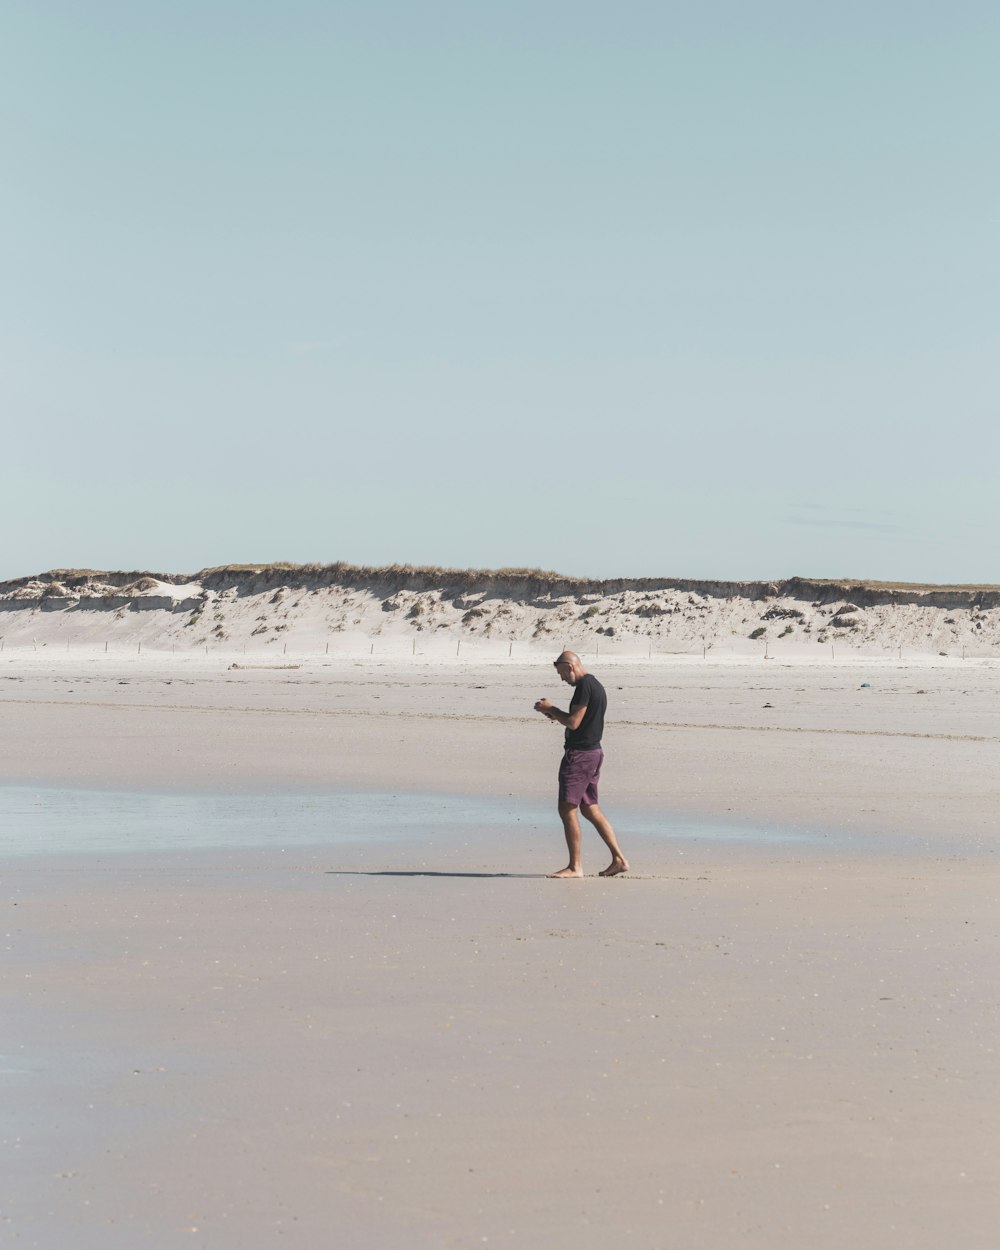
[548,801,583,877]
[581,803,630,876]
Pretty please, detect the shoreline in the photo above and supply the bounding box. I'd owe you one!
[3,654,999,844]
[2,779,987,864]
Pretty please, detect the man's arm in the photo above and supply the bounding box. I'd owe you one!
[534,698,587,730]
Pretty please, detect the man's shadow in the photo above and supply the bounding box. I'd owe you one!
[325,870,546,878]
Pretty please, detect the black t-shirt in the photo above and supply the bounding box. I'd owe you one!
[565,673,607,751]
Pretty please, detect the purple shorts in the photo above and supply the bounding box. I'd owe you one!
[558,748,604,808]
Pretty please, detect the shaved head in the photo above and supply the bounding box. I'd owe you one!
[553,650,587,683]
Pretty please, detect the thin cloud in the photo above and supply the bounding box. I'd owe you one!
[286,335,355,357]
[783,499,921,543]
[784,512,921,545]
[790,503,896,519]
[791,518,902,534]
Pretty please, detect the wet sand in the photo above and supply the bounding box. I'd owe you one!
[3,651,1000,843]
[2,656,999,1248]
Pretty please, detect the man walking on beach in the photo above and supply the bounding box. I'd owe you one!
[534,651,630,878]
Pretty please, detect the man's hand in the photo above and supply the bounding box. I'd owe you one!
[535,698,586,731]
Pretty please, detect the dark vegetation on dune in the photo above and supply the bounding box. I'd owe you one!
[3,563,1000,610]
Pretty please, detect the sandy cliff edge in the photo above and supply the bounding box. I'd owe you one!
[2,563,999,655]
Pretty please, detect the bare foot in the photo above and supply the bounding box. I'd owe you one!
[599,858,629,877]
[548,867,583,878]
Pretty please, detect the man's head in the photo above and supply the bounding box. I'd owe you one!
[553,650,586,686]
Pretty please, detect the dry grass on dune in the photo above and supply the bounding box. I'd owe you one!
[7,564,1000,598]
[787,575,1000,593]
[196,561,567,579]
[195,565,1000,594]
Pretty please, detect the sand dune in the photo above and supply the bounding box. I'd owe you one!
[2,563,1000,657]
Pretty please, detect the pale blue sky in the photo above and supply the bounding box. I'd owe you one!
[3,2,997,582]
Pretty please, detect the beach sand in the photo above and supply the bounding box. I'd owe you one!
[3,654,999,1248]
